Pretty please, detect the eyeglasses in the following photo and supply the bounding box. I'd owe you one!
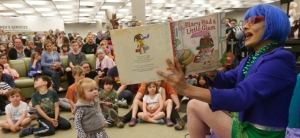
[243,16,265,26]
[82,66,90,69]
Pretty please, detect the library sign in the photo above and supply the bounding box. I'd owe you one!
[0,25,30,32]
[0,18,65,32]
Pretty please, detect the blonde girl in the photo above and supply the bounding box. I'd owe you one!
[137,82,165,124]
[74,78,109,138]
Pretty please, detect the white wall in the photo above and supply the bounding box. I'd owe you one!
[64,23,101,36]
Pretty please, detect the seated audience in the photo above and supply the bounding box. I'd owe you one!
[0,44,8,54]
[98,76,124,128]
[137,82,165,124]
[0,64,15,115]
[95,49,116,80]
[66,40,86,85]
[107,66,133,107]
[80,61,99,86]
[0,53,19,79]
[8,38,31,60]
[0,88,32,133]
[28,52,42,78]
[64,66,85,112]
[81,34,97,54]
[26,40,42,55]
[41,41,64,91]
[19,76,71,137]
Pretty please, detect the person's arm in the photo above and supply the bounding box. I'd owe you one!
[134,83,145,100]
[15,108,28,127]
[117,85,127,95]
[67,54,74,68]
[31,61,37,70]
[94,75,99,86]
[142,97,148,120]
[6,75,15,88]
[56,52,62,65]
[74,108,87,138]
[153,95,164,115]
[54,102,59,120]
[35,105,52,121]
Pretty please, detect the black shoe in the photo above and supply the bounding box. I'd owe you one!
[108,109,124,128]
[19,127,33,137]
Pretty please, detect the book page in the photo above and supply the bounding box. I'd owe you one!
[173,14,221,75]
[110,23,174,85]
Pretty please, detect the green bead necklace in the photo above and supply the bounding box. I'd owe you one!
[242,42,278,78]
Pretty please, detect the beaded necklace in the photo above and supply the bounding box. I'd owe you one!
[242,42,278,78]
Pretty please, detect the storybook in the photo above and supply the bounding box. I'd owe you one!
[110,14,222,85]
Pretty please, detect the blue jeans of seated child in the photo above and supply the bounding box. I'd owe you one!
[118,90,133,104]
[34,115,71,136]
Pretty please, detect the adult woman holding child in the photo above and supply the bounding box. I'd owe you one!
[41,40,64,91]
[158,4,297,138]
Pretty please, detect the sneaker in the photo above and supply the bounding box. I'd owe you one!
[138,118,145,123]
[128,118,137,127]
[117,99,128,109]
[181,96,189,104]
[174,118,186,131]
[1,128,10,133]
[165,118,174,126]
[19,127,33,137]
[108,109,124,128]
[157,119,164,124]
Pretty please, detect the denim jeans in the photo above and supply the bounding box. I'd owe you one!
[118,90,133,104]
[42,68,61,89]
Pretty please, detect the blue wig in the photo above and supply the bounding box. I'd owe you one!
[244,4,290,44]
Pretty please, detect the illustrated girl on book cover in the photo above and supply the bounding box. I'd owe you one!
[134,33,150,54]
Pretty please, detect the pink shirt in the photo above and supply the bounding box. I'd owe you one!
[96,55,116,70]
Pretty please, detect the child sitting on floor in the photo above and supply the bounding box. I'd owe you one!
[137,82,165,124]
[98,76,124,128]
[74,78,109,138]
[0,88,32,133]
[19,76,71,137]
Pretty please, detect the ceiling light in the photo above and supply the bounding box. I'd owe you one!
[56,5,73,9]
[101,6,115,9]
[79,14,91,16]
[35,8,52,11]
[97,11,105,15]
[16,11,34,14]
[42,14,56,16]
[80,2,94,6]
[3,4,24,8]
[53,0,73,1]
[26,1,48,5]
[62,16,74,18]
[80,9,94,12]
[0,13,16,16]
[59,11,73,14]
[25,15,39,18]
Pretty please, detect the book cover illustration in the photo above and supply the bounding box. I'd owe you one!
[110,23,174,85]
[172,14,221,75]
[134,33,150,54]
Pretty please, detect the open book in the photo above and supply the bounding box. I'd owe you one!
[110,14,221,85]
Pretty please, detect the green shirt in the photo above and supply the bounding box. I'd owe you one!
[31,90,59,117]
[98,89,118,115]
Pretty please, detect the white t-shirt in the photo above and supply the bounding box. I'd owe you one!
[5,101,30,120]
[143,93,160,108]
